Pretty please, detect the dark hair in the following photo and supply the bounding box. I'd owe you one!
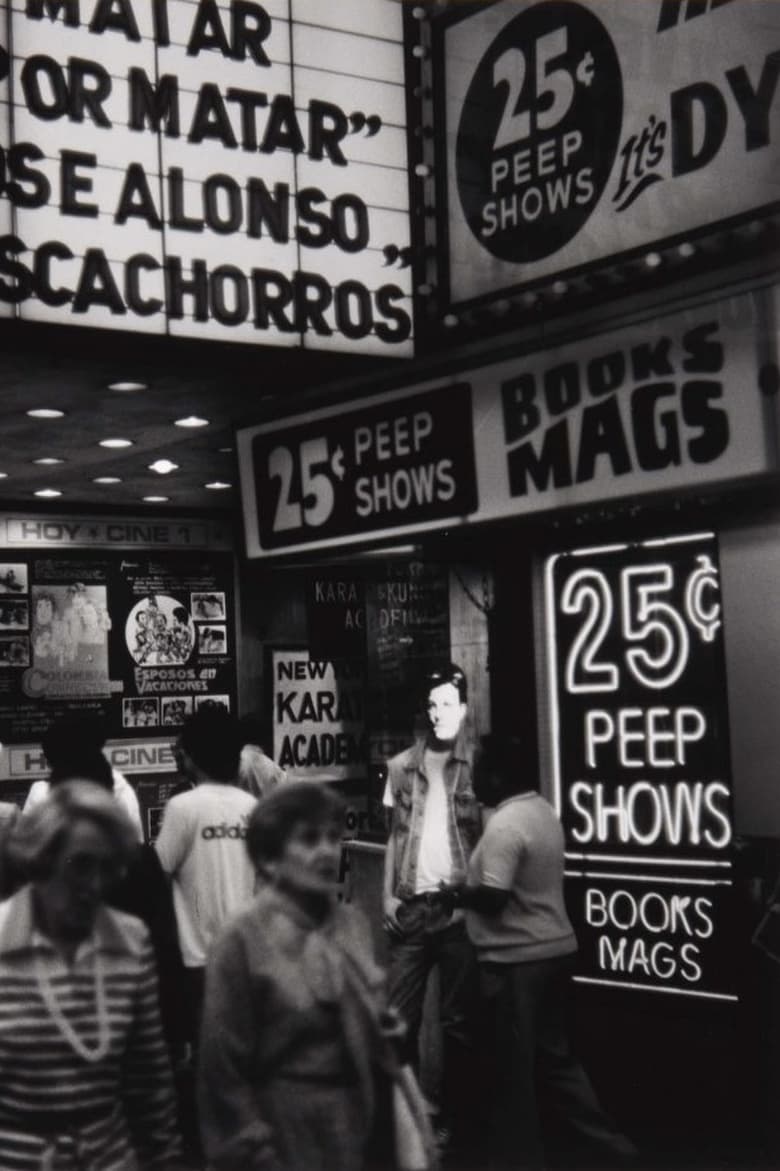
[421,662,468,704]
[245,783,344,869]
[42,713,108,769]
[474,734,531,803]
[238,712,265,748]
[50,747,114,792]
[179,706,242,781]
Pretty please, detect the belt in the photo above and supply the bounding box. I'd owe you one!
[404,891,445,906]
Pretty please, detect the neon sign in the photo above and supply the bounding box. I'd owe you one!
[545,532,737,1001]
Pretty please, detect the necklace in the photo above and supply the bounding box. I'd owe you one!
[34,948,111,1064]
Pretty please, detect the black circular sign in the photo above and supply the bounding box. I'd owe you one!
[456,1,622,263]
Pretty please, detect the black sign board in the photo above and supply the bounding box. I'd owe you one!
[0,549,236,747]
[249,383,477,551]
[546,533,737,1001]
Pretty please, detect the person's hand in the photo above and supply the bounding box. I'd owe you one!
[437,882,464,914]
[383,894,403,936]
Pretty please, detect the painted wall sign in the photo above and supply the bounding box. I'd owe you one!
[272,648,366,781]
[544,532,738,1001]
[239,286,779,555]
[438,0,780,304]
[239,381,477,555]
[0,0,412,354]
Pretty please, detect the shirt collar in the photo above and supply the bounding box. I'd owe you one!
[0,884,145,959]
[407,730,471,772]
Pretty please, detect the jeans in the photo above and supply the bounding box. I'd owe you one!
[480,955,637,1169]
[386,900,479,1145]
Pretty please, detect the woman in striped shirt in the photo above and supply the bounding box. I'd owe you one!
[0,780,181,1170]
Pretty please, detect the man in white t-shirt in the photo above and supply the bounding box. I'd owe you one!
[24,713,144,842]
[155,707,257,1050]
[382,662,483,1159]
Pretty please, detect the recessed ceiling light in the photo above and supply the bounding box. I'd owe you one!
[33,457,65,465]
[0,473,8,480]
[107,381,147,392]
[34,488,62,498]
[99,438,134,448]
[174,416,209,428]
[148,459,179,475]
[217,446,234,454]
[27,408,65,419]
[205,481,232,490]
[143,495,169,502]
[93,476,121,485]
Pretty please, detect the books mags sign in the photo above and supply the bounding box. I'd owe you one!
[0,0,412,354]
[544,534,738,1001]
[439,0,779,304]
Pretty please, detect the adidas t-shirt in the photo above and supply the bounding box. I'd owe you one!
[155,782,257,968]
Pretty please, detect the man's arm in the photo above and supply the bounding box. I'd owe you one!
[439,882,510,916]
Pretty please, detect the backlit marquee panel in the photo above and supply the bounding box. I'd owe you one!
[2,0,412,354]
[544,533,738,1001]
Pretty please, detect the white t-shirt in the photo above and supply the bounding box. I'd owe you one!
[383,747,454,894]
[154,782,257,968]
[24,768,144,843]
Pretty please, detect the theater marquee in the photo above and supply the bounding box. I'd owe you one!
[0,0,412,354]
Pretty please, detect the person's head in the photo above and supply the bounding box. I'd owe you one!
[9,780,135,945]
[421,662,468,744]
[246,782,344,896]
[474,734,531,805]
[49,745,113,791]
[238,712,265,750]
[175,705,242,783]
[35,593,55,625]
[42,713,108,775]
[68,582,87,612]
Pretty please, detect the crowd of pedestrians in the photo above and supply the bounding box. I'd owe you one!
[0,669,639,1171]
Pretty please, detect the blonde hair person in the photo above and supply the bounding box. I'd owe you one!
[0,781,181,1170]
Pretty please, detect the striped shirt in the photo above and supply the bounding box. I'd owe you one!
[0,885,180,1170]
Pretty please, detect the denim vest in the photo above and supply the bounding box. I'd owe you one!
[387,734,482,900]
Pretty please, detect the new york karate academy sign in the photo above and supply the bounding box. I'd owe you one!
[544,534,738,1002]
[0,0,413,354]
[439,0,779,305]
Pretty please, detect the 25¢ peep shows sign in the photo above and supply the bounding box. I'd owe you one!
[440,0,780,304]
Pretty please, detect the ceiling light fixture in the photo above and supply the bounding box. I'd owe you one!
[205,481,231,490]
[34,488,62,498]
[93,476,121,484]
[174,416,209,428]
[107,381,147,392]
[143,495,169,502]
[33,457,65,465]
[27,408,65,419]
[0,473,8,480]
[99,438,134,448]
[149,459,179,475]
